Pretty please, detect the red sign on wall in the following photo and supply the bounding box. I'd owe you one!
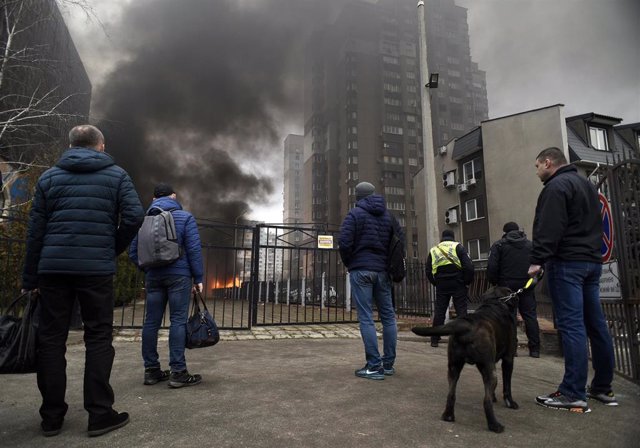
[599,193,614,263]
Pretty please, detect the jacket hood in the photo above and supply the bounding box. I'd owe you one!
[56,147,115,173]
[149,196,183,213]
[503,230,527,247]
[356,194,386,216]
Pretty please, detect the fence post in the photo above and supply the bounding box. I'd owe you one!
[249,224,262,328]
[345,272,351,310]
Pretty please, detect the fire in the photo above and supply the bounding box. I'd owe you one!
[211,277,241,289]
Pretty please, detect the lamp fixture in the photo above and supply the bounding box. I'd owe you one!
[425,73,439,88]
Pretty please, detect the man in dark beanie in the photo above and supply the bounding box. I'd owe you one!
[129,183,204,389]
[426,229,474,347]
[339,181,403,380]
[488,222,540,357]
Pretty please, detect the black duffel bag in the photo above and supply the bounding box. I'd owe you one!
[0,291,40,374]
[186,291,220,349]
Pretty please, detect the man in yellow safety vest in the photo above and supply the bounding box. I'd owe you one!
[426,229,475,347]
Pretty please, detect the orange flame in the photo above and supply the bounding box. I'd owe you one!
[211,277,241,289]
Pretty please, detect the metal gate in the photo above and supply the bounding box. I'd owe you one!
[598,157,640,382]
[111,223,361,330]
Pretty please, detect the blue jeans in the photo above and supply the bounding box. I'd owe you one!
[350,270,397,368]
[546,260,615,400]
[142,275,192,372]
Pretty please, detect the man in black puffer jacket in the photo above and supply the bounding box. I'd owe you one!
[22,125,144,437]
[339,181,403,380]
[488,221,540,357]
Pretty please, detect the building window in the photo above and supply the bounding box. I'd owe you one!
[383,155,404,165]
[408,157,418,166]
[466,238,488,261]
[382,55,399,65]
[383,125,403,135]
[406,85,417,93]
[349,126,357,135]
[465,198,485,221]
[406,114,416,123]
[386,201,405,211]
[589,126,608,151]
[384,82,400,93]
[347,140,358,150]
[384,97,401,106]
[386,112,401,121]
[384,186,405,195]
[463,158,482,181]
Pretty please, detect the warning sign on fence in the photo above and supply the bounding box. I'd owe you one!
[317,235,334,249]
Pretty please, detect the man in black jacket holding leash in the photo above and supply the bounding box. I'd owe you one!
[529,146,617,413]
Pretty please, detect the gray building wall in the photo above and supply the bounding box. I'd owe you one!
[482,105,567,244]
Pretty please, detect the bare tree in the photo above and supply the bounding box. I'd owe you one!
[0,0,93,211]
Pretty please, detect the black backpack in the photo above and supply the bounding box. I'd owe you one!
[387,215,406,282]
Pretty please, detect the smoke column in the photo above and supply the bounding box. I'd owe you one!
[94,0,349,220]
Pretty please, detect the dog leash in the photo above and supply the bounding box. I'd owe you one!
[499,271,544,303]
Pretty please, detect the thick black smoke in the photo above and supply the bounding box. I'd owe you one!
[95,0,349,220]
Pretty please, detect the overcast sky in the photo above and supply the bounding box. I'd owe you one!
[63,0,640,222]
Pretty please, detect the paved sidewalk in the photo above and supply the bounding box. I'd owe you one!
[1,326,639,448]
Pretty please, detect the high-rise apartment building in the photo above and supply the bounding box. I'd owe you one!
[302,0,487,257]
[283,134,304,226]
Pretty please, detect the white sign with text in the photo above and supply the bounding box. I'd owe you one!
[600,261,621,300]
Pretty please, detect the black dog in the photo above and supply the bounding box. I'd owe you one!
[412,286,519,433]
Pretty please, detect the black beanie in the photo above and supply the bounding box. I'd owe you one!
[442,229,455,240]
[503,222,519,233]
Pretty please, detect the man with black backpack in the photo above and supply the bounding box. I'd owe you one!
[339,181,404,380]
[129,183,204,388]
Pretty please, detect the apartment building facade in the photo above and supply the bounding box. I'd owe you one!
[302,0,488,258]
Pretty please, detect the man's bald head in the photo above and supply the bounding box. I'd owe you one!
[69,125,105,151]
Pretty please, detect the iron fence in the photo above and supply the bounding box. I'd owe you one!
[3,194,638,382]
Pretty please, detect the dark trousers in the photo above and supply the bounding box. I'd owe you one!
[513,288,540,351]
[37,275,116,425]
[431,285,469,343]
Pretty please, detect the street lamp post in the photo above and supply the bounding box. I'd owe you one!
[417,0,440,251]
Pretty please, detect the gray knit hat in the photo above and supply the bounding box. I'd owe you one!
[355,182,375,200]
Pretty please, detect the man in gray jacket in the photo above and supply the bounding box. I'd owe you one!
[22,125,144,437]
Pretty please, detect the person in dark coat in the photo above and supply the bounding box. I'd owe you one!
[22,125,144,437]
[426,229,474,347]
[529,146,617,412]
[339,181,403,380]
[129,183,204,388]
[488,221,540,357]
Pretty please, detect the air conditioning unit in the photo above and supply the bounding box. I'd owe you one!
[439,146,447,155]
[445,208,458,224]
[442,171,455,188]
[467,177,477,186]
[457,183,468,193]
